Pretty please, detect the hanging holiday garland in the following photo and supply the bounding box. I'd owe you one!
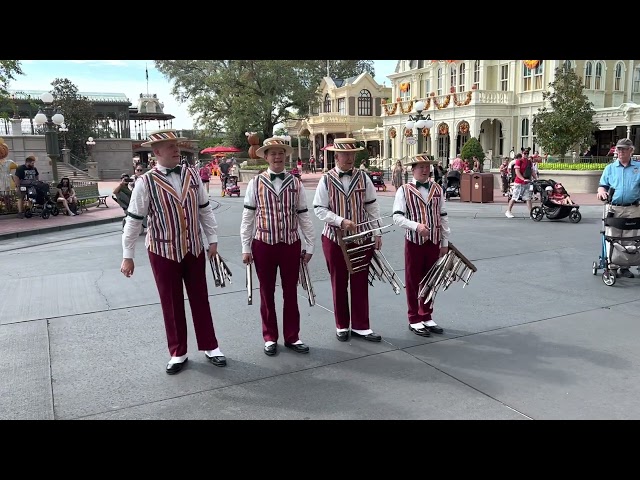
[523,60,541,69]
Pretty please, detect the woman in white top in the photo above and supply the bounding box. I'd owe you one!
[0,138,18,193]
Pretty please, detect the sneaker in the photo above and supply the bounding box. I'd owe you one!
[505,211,514,218]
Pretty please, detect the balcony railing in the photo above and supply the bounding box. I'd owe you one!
[382,90,515,116]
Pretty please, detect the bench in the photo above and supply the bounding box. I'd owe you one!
[74,184,109,212]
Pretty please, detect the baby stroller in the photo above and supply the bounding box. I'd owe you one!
[593,187,640,286]
[290,168,301,180]
[224,175,241,197]
[445,170,461,199]
[529,179,581,223]
[368,171,387,191]
[20,180,59,219]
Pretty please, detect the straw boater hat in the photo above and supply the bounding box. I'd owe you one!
[141,129,187,147]
[404,153,437,168]
[324,138,364,152]
[256,137,294,158]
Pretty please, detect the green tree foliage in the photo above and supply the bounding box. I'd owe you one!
[459,137,485,162]
[50,78,97,158]
[154,60,374,148]
[532,65,598,159]
[0,60,24,120]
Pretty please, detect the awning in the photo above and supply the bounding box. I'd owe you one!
[597,124,617,131]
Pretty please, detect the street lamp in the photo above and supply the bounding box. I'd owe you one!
[33,92,65,182]
[59,123,69,149]
[86,136,96,161]
[404,100,434,158]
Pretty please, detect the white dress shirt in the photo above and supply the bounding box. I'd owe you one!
[240,169,315,255]
[313,167,381,234]
[392,178,450,247]
[122,164,218,259]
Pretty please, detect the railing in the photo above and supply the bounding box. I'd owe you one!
[70,153,88,171]
[490,156,616,169]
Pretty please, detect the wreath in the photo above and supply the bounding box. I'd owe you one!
[438,123,449,135]
[459,121,470,134]
[421,127,430,137]
[389,128,397,139]
[404,128,413,137]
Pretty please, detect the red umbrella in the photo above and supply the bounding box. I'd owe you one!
[320,144,333,151]
[200,146,243,154]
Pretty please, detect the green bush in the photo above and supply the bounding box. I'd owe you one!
[460,137,485,162]
[538,162,608,171]
[240,163,269,171]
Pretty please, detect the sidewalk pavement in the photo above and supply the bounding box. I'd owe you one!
[0,173,601,241]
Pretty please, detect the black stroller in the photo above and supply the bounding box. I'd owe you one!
[445,170,461,199]
[368,171,387,192]
[529,179,581,223]
[20,180,59,219]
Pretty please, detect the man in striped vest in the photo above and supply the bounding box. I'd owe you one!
[120,129,227,375]
[393,153,451,337]
[313,138,383,343]
[241,137,316,357]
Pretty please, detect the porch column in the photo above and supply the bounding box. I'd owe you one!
[297,135,302,159]
[323,133,328,171]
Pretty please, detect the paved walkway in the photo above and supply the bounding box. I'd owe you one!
[0,173,601,240]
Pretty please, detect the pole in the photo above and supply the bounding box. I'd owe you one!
[45,117,60,183]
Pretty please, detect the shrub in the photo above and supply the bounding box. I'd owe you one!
[460,137,485,162]
[538,162,608,171]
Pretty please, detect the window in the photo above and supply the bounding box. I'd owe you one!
[458,63,466,92]
[584,61,593,89]
[357,89,372,116]
[437,68,443,96]
[423,78,431,98]
[534,63,543,90]
[614,62,624,91]
[437,132,449,160]
[594,61,604,90]
[634,67,640,93]
[450,66,457,92]
[338,97,346,115]
[473,61,480,89]
[409,60,417,69]
[399,83,411,101]
[500,64,509,91]
[562,60,574,71]
[418,60,425,69]
[523,64,532,91]
[521,118,530,150]
[324,94,331,113]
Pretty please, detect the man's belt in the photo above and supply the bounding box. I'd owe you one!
[612,201,640,207]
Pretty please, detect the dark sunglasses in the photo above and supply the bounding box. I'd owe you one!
[135,169,143,172]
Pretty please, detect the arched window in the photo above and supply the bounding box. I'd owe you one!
[324,93,331,113]
[473,60,480,89]
[584,61,593,89]
[594,61,604,90]
[358,89,372,116]
[450,66,457,92]
[634,67,640,93]
[409,60,417,69]
[615,62,624,91]
[458,63,466,92]
[521,118,529,150]
[563,60,574,71]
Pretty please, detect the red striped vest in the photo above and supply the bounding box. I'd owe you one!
[403,182,442,245]
[253,172,302,245]
[322,169,370,244]
[143,166,204,262]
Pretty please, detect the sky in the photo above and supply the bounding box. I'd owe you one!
[9,60,399,131]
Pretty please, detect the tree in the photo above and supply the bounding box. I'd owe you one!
[532,65,598,160]
[459,137,485,162]
[50,78,96,158]
[0,61,24,120]
[154,60,374,147]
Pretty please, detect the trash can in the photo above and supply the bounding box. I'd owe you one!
[471,173,494,203]
[460,173,473,202]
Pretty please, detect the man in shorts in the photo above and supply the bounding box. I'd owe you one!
[505,153,535,218]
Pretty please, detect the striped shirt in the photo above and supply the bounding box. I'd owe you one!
[313,168,381,244]
[240,169,315,254]
[392,178,450,247]
[122,163,218,260]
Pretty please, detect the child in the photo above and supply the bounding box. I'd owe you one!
[546,183,574,205]
[499,158,509,196]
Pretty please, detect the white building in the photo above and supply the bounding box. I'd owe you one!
[383,60,640,166]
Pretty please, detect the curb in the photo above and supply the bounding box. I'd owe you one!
[0,216,123,241]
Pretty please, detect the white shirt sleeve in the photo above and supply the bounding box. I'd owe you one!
[196,174,218,245]
[297,182,315,255]
[363,174,382,236]
[122,177,148,259]
[240,178,257,254]
[439,189,450,247]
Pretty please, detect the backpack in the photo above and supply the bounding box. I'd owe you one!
[511,159,531,179]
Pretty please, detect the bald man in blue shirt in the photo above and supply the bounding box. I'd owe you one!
[597,138,640,277]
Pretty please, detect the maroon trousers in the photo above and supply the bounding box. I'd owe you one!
[148,250,219,357]
[252,239,302,344]
[322,235,374,330]
[404,239,440,324]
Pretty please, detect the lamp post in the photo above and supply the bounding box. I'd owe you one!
[33,92,65,183]
[59,123,69,149]
[86,136,96,160]
[405,100,434,155]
